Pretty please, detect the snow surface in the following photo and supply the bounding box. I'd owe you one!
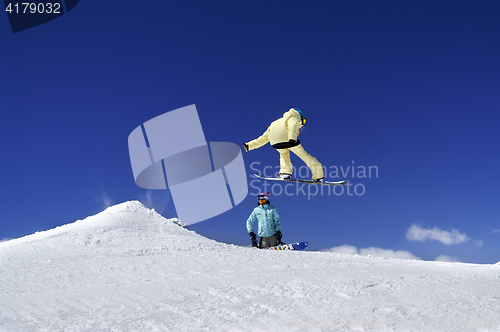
[1,201,499,332]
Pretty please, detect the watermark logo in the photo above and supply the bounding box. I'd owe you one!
[4,0,79,33]
[250,161,378,200]
[128,105,248,225]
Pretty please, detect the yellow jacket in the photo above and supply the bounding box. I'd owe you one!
[246,109,303,151]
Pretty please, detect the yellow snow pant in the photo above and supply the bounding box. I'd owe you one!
[277,144,324,180]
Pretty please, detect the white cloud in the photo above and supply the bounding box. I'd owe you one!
[490,228,500,234]
[435,255,460,263]
[324,244,358,255]
[406,224,470,245]
[323,245,421,260]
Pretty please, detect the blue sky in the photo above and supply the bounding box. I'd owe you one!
[1,1,499,263]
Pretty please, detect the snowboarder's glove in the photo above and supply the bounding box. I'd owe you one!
[249,232,258,247]
[276,230,283,244]
[243,143,249,152]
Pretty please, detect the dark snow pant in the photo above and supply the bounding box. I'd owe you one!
[259,235,277,248]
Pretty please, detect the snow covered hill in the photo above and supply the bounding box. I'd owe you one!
[1,201,499,332]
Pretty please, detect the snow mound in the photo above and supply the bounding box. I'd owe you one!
[0,200,225,253]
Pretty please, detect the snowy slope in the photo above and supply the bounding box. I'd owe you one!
[1,201,499,332]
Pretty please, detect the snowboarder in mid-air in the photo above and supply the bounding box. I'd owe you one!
[246,191,283,248]
[244,108,324,182]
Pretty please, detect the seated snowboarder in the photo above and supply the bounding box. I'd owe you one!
[244,108,324,182]
[246,191,283,249]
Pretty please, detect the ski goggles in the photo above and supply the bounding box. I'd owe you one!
[301,117,306,125]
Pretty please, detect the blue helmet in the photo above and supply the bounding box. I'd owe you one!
[292,108,304,119]
[292,108,306,125]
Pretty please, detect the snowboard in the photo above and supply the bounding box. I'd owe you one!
[253,174,347,186]
[265,241,308,251]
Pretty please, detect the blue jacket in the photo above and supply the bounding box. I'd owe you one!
[246,204,281,238]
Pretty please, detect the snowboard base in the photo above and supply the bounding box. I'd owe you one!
[253,174,347,186]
